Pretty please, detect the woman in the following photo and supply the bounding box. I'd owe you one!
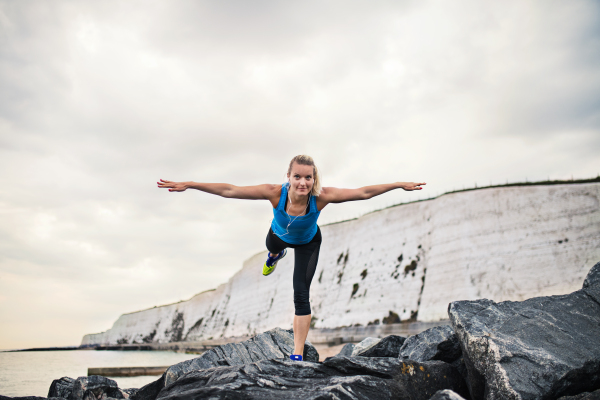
[158,155,425,361]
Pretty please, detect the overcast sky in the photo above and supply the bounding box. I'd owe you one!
[0,0,599,349]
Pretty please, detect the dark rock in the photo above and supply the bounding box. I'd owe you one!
[451,356,469,386]
[130,376,163,400]
[48,377,75,398]
[357,335,406,357]
[399,325,461,363]
[429,390,468,400]
[163,327,318,386]
[448,262,600,400]
[335,343,355,357]
[122,389,138,397]
[46,376,126,400]
[69,376,129,400]
[0,397,63,400]
[558,389,600,400]
[583,261,600,289]
[156,357,469,400]
[351,337,380,356]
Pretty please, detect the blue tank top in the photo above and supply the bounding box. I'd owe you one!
[271,183,321,245]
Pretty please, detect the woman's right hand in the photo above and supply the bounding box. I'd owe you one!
[157,179,188,192]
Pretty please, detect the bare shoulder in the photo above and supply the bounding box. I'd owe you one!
[317,186,336,200]
[265,183,283,207]
[264,183,282,195]
[316,186,338,210]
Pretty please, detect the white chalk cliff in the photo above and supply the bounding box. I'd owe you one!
[82,182,600,345]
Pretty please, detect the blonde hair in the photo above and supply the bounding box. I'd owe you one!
[287,155,322,196]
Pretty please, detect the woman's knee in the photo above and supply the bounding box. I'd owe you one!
[293,290,311,315]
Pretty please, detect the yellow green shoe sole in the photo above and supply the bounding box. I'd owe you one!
[262,262,277,276]
[262,249,287,276]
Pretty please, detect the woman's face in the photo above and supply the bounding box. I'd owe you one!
[287,162,314,196]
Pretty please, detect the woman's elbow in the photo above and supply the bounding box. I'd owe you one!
[358,191,371,201]
[220,187,236,198]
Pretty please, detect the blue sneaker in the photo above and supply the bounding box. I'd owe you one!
[262,249,287,276]
[289,354,303,361]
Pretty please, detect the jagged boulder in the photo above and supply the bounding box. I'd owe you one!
[399,325,461,363]
[70,376,130,400]
[335,343,355,357]
[130,378,163,400]
[583,262,600,288]
[357,335,406,357]
[449,262,600,400]
[47,377,74,398]
[351,337,380,356]
[429,390,468,400]
[163,327,318,386]
[132,327,319,400]
[558,389,600,400]
[155,357,469,400]
[43,376,132,400]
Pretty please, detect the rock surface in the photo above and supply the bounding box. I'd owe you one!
[583,262,600,289]
[429,390,468,400]
[0,397,63,400]
[335,343,355,357]
[449,262,600,400]
[558,389,600,400]
[399,325,461,363]
[351,337,380,356]
[357,335,406,358]
[47,377,74,399]
[162,327,318,387]
[59,376,130,400]
[155,357,469,400]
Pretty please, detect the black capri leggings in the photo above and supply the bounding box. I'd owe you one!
[265,227,322,316]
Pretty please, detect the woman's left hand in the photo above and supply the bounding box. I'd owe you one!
[402,182,426,191]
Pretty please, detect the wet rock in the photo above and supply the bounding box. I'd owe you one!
[155,357,469,400]
[335,343,355,357]
[429,390,468,400]
[558,389,600,400]
[48,377,75,398]
[357,335,406,357]
[351,337,380,356]
[163,327,318,387]
[449,262,600,400]
[399,325,461,363]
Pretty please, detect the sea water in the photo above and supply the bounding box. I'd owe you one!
[0,350,197,397]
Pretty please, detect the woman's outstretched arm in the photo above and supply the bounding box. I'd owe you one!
[157,179,280,202]
[317,182,425,208]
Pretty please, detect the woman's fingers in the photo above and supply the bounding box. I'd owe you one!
[405,182,426,191]
[157,179,175,189]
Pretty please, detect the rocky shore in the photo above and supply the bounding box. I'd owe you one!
[2,261,599,400]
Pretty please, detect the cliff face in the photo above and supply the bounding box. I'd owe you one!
[81,183,600,345]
